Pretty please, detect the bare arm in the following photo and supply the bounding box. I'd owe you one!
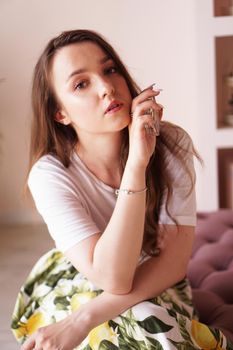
[92,162,146,292]
[66,87,161,294]
[74,225,195,327]
[21,225,194,350]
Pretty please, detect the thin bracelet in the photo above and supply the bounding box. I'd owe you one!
[115,187,148,196]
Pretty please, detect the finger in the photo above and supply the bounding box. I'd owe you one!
[131,99,162,118]
[140,84,163,94]
[149,107,161,136]
[21,334,36,350]
[144,123,158,136]
[133,112,158,136]
[157,103,164,120]
[141,83,156,92]
[154,118,160,136]
[148,104,164,124]
[133,88,161,107]
[143,109,160,136]
[148,106,162,120]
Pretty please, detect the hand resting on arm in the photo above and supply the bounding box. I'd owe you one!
[21,224,194,350]
[72,224,195,327]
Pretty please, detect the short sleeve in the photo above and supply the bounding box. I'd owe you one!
[28,158,100,252]
[158,131,197,227]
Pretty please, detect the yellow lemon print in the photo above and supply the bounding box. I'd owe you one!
[89,322,118,350]
[13,312,46,340]
[191,319,224,350]
[28,312,47,335]
[12,325,27,340]
[70,292,97,312]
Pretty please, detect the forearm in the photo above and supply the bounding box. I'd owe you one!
[75,258,184,331]
[93,162,147,292]
[75,227,193,328]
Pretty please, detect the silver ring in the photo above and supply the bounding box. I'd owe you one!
[149,108,154,120]
[144,123,156,134]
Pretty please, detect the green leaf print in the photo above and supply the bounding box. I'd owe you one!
[171,302,190,318]
[117,327,138,349]
[99,340,118,350]
[174,279,193,309]
[108,320,119,330]
[11,291,26,328]
[46,271,70,287]
[54,296,70,307]
[119,338,150,350]
[136,340,155,350]
[177,315,201,349]
[166,308,177,319]
[208,326,221,344]
[146,337,163,350]
[24,260,60,295]
[117,343,131,350]
[114,321,148,350]
[81,345,92,350]
[137,315,173,334]
[22,300,39,321]
[168,338,198,350]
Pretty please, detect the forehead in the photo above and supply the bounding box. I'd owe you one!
[51,42,109,82]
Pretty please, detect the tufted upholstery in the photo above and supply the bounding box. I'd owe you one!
[187,209,233,341]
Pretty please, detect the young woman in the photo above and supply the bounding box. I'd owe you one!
[11,29,233,350]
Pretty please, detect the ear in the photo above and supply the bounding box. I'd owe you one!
[54,111,70,125]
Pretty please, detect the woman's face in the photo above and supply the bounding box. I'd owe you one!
[51,42,132,134]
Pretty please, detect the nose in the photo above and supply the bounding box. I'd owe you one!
[98,77,115,99]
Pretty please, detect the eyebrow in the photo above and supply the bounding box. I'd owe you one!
[66,56,112,82]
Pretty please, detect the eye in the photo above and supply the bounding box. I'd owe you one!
[104,66,118,74]
[74,80,88,90]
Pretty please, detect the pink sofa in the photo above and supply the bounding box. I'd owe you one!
[188,209,233,341]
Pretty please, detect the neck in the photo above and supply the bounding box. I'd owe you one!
[76,131,125,187]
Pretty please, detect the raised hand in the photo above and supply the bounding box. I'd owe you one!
[127,85,163,169]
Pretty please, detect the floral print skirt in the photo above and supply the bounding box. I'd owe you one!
[11,248,233,349]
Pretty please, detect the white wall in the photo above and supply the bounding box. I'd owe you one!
[194,1,233,210]
[0,0,227,224]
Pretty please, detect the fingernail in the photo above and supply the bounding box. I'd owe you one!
[149,83,156,89]
[147,83,156,89]
[154,88,163,92]
[142,83,156,92]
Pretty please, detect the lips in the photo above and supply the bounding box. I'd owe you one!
[105,100,123,114]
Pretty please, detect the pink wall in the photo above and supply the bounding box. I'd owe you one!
[1,0,231,223]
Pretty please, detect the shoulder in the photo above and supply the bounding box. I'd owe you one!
[157,123,197,227]
[158,122,196,182]
[28,153,75,193]
[29,154,65,174]
[28,154,62,183]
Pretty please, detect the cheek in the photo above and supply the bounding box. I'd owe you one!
[122,81,132,101]
[78,100,99,121]
[66,96,94,117]
[68,98,100,128]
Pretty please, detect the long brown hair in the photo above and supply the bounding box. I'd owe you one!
[29,29,202,257]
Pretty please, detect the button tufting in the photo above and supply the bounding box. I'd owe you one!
[188,210,233,341]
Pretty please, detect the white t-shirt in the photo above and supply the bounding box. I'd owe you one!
[28,130,196,253]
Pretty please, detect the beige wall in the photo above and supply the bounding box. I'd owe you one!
[0,0,228,224]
